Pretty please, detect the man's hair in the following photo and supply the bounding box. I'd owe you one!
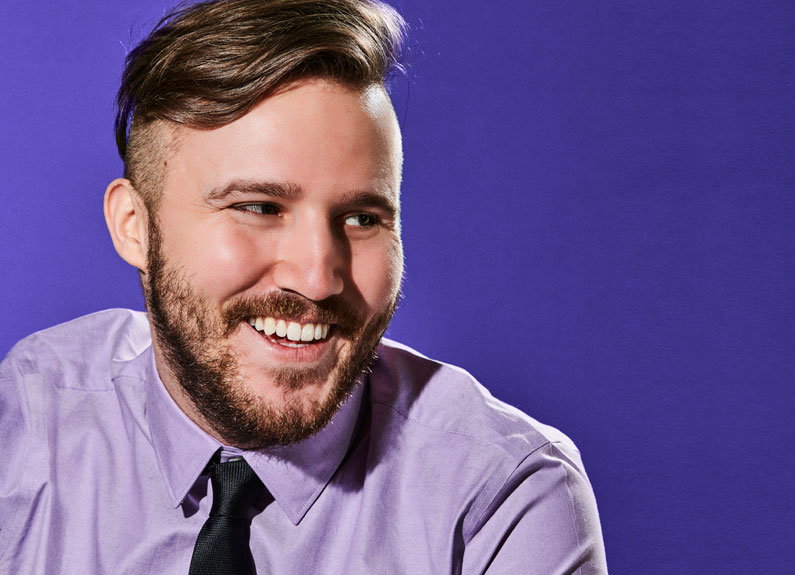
[115,0,406,208]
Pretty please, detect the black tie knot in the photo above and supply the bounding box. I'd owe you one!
[209,458,265,519]
[189,458,265,575]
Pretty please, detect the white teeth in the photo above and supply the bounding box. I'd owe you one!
[248,316,331,342]
[287,322,302,341]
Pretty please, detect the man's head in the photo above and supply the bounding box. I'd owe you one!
[116,0,405,212]
[103,0,406,449]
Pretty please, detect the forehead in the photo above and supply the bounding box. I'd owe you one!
[158,79,402,203]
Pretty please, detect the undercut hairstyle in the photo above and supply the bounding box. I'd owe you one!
[114,0,406,209]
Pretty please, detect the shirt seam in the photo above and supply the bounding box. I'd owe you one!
[7,346,118,392]
[558,443,586,575]
[0,362,44,567]
[370,399,514,456]
[466,440,568,544]
[51,385,115,392]
[0,373,19,565]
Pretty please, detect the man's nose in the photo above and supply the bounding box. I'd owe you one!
[271,216,345,302]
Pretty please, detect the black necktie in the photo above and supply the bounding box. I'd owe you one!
[189,458,265,575]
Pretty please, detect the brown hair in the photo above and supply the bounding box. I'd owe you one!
[115,0,406,207]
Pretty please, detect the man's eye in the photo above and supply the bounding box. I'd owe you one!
[236,203,281,216]
[344,213,378,227]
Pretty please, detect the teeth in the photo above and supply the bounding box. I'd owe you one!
[287,322,302,341]
[247,316,331,342]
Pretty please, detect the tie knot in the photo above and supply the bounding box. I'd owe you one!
[208,458,264,519]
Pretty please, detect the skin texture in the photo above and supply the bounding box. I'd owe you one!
[104,79,404,447]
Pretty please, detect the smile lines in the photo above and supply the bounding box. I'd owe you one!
[247,316,331,342]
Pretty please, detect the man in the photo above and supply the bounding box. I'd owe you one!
[0,0,607,572]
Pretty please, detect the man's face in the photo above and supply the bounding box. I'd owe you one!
[143,79,403,448]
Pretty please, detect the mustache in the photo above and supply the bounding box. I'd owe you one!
[222,291,365,338]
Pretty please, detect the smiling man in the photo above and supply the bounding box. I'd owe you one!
[115,79,404,451]
[0,1,607,573]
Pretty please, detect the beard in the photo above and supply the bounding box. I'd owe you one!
[142,218,398,449]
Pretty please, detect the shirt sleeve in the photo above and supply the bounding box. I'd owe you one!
[462,441,608,574]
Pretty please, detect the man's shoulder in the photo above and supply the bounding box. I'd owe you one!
[0,309,158,571]
[2,308,151,385]
[0,308,152,493]
[371,338,577,463]
[368,339,597,549]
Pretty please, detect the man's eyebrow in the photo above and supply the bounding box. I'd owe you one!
[205,180,398,216]
[205,180,302,201]
[340,190,399,217]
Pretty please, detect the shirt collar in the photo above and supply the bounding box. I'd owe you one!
[243,381,364,524]
[113,343,365,525]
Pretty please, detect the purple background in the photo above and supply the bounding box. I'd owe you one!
[2,1,793,572]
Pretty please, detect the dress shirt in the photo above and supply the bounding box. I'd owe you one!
[0,309,607,573]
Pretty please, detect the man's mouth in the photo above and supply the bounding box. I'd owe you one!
[247,316,332,348]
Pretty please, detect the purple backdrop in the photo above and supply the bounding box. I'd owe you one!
[2,1,793,572]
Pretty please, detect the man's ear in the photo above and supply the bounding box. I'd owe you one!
[104,178,149,271]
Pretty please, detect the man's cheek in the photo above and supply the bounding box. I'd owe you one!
[191,229,274,296]
[352,242,403,310]
[381,239,404,300]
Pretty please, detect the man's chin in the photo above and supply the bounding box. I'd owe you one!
[206,368,360,449]
[241,370,344,412]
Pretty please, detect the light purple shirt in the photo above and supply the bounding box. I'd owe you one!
[0,309,607,573]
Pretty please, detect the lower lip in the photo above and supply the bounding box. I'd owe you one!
[242,322,336,363]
